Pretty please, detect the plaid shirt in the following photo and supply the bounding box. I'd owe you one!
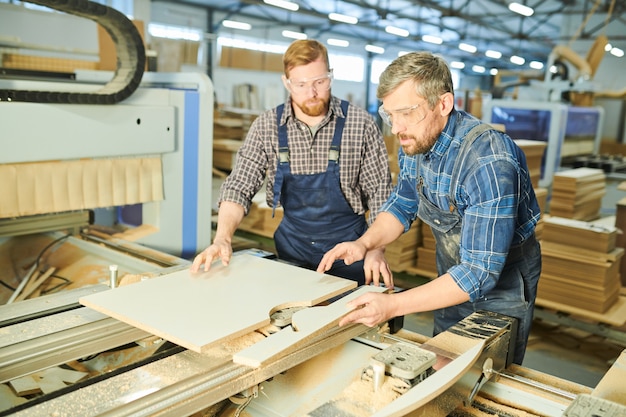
[382,109,540,301]
[220,96,393,224]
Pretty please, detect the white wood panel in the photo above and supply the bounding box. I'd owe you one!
[79,254,356,353]
[233,285,388,368]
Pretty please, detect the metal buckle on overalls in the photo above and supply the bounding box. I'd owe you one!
[328,148,340,162]
[279,149,290,163]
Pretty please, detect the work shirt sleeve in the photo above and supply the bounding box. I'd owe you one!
[448,150,521,302]
[356,117,394,225]
[218,114,272,214]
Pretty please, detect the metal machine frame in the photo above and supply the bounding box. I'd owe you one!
[0,71,214,259]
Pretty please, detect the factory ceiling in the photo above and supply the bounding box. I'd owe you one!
[173,0,625,71]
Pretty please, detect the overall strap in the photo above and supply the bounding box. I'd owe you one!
[448,123,493,209]
[272,104,289,215]
[328,99,349,164]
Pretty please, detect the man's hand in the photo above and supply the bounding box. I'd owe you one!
[316,241,367,274]
[339,292,394,327]
[190,237,232,273]
[364,249,393,288]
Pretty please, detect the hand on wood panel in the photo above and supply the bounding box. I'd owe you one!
[316,240,367,273]
[364,248,394,288]
[190,237,232,273]
[338,291,394,328]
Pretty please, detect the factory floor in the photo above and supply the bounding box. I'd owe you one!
[212,175,626,390]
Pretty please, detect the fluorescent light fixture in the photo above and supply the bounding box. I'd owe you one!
[605,43,613,51]
[459,43,477,53]
[327,38,349,47]
[510,55,525,65]
[610,47,624,57]
[508,2,534,17]
[328,12,358,24]
[485,49,502,59]
[490,68,499,75]
[385,26,409,37]
[422,35,443,44]
[263,0,299,11]
[529,61,544,69]
[450,61,465,69]
[222,20,251,30]
[148,23,202,41]
[472,65,485,73]
[365,45,385,54]
[282,30,307,39]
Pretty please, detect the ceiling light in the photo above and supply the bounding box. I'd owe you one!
[485,49,502,59]
[610,47,624,57]
[450,61,465,69]
[222,20,251,30]
[459,43,477,53]
[510,55,525,65]
[263,0,299,11]
[327,38,349,47]
[422,35,443,44]
[328,13,358,24]
[282,30,307,40]
[472,65,485,73]
[385,26,409,37]
[490,68,499,75]
[398,51,410,57]
[508,2,534,17]
[605,43,613,51]
[529,61,544,69]
[365,45,385,54]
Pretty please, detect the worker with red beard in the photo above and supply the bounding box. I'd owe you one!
[192,40,393,287]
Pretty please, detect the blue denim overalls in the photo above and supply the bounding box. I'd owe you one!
[272,101,367,285]
[417,124,541,365]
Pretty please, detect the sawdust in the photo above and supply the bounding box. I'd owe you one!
[203,332,266,359]
[306,375,402,417]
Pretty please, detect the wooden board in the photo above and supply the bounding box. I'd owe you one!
[79,254,357,353]
[592,349,626,405]
[232,285,388,368]
[536,295,626,327]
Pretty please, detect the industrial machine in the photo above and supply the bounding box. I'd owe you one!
[1,267,625,417]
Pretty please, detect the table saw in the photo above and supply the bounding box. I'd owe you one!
[1,242,625,417]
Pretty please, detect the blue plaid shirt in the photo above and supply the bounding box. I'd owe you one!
[381,109,540,301]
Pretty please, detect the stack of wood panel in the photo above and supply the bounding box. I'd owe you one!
[549,168,606,221]
[385,220,421,273]
[238,192,283,238]
[409,222,438,279]
[514,139,547,190]
[538,216,623,313]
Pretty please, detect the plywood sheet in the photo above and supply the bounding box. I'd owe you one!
[79,254,357,353]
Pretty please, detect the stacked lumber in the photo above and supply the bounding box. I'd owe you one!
[614,197,626,287]
[238,193,283,239]
[213,108,259,172]
[212,139,242,172]
[385,220,421,273]
[410,222,438,279]
[538,216,622,313]
[549,168,606,221]
[515,139,547,189]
